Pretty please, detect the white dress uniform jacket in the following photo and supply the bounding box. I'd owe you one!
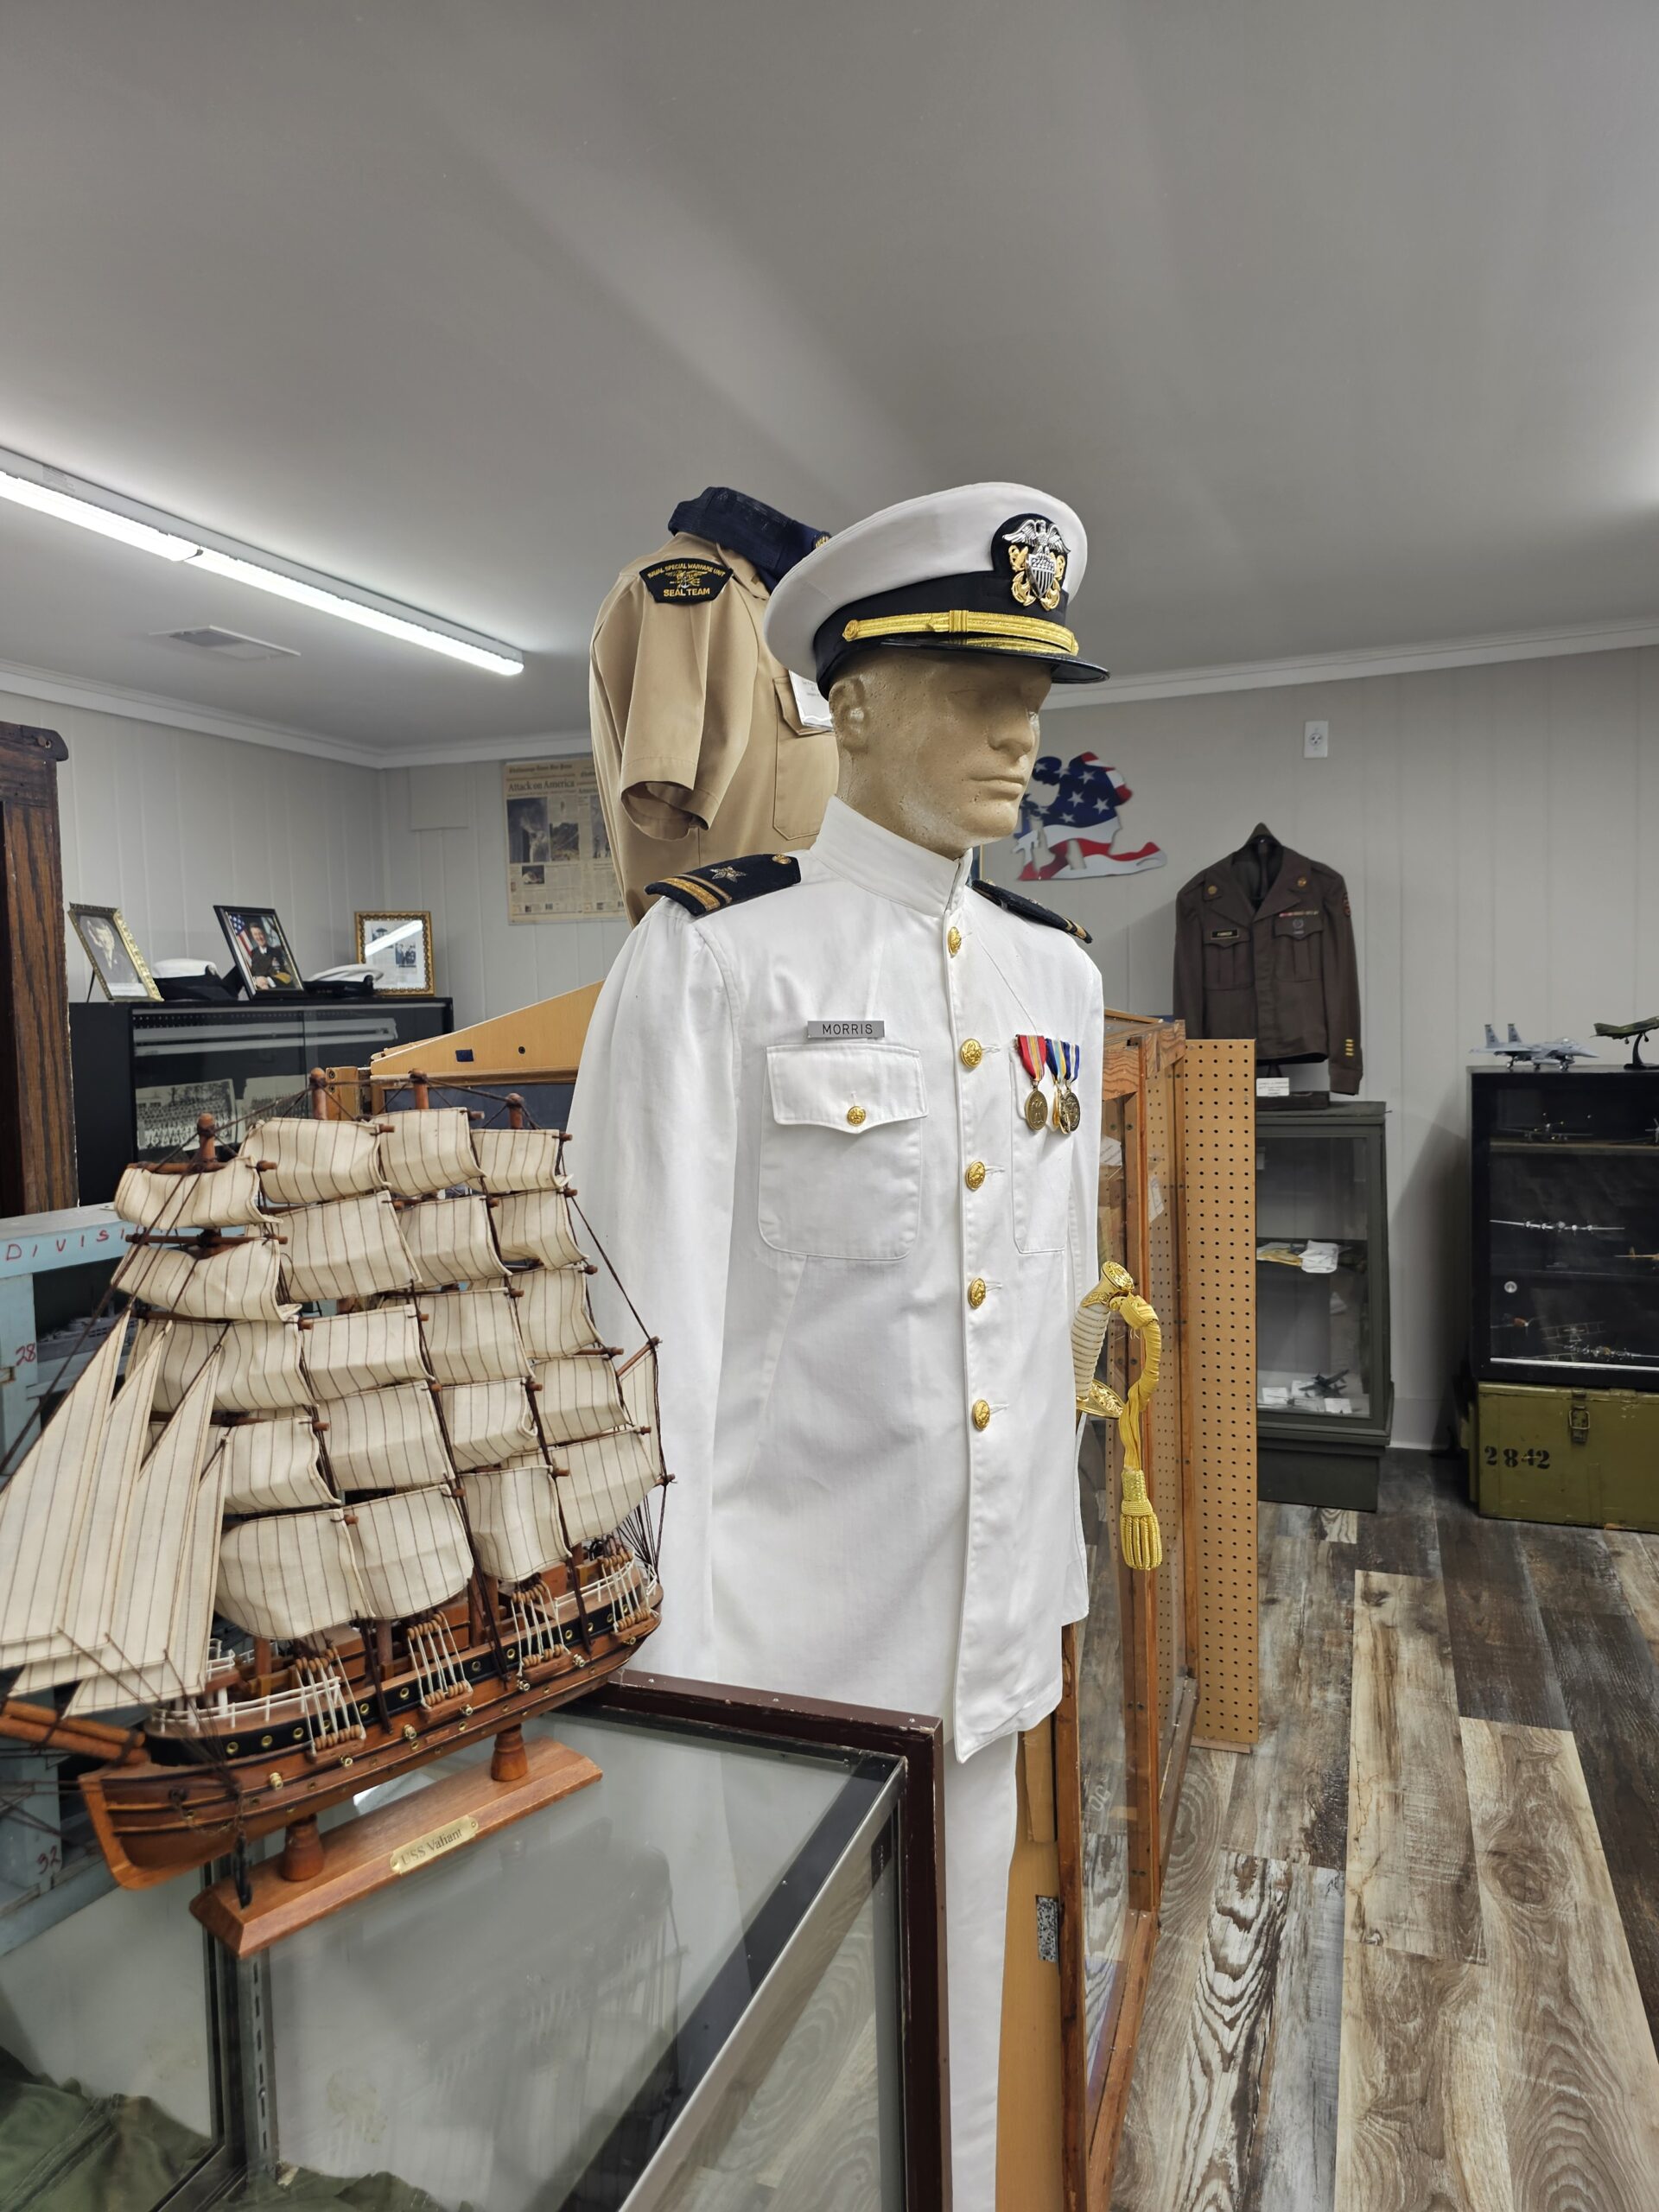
[570,797,1103,1758]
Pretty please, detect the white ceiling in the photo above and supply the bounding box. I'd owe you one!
[4,0,1659,762]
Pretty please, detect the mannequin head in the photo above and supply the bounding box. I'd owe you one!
[828,647,1051,858]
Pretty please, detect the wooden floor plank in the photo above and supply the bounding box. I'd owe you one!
[1347,1571,1484,1964]
[1462,1719,1659,2212]
[1517,1520,1632,1617]
[1248,1859,1344,2212]
[1436,1497,1569,1730]
[1109,1747,1236,2210]
[1224,1512,1355,1871]
[1335,1943,1515,2212]
[1353,1452,1442,1580]
[1531,1595,1659,2041]
[1605,1529,1659,1666]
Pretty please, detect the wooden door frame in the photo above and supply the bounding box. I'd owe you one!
[0,721,75,1213]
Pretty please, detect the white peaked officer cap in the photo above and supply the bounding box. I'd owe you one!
[764,481,1108,695]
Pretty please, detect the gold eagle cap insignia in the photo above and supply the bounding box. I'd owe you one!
[1003,517,1068,612]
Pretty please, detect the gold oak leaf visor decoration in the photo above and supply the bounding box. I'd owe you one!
[1072,1260,1165,1573]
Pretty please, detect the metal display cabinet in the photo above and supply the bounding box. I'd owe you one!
[69,997,454,1202]
[1470,1066,1659,1528]
[1255,1100,1392,1511]
[0,1683,945,2211]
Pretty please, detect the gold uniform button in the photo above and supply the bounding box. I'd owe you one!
[947,925,962,957]
[959,1038,983,1070]
[965,1160,987,1191]
[971,1399,993,1432]
[846,1104,868,1127]
[967,1277,987,1309]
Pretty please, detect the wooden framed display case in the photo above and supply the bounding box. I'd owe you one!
[997,1023,1259,2209]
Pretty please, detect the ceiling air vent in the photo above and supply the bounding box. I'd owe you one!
[151,626,299,661]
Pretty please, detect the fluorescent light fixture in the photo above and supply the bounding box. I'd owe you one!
[0,446,524,675]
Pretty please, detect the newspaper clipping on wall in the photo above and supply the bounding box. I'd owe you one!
[503,758,624,923]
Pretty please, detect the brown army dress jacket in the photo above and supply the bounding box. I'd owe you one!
[589,531,839,923]
[1172,830,1362,1091]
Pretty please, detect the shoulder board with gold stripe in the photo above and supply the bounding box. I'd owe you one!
[646,852,802,918]
[971,879,1091,944]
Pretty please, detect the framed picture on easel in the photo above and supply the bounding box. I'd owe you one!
[68,903,162,1002]
[355,910,435,995]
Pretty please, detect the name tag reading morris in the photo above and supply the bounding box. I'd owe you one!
[806,1020,885,1041]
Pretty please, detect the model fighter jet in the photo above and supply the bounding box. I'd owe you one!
[1475,1022,1597,1070]
[1593,1015,1659,1070]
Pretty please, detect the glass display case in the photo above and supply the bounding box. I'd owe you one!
[1255,1101,1392,1510]
[0,1691,942,2211]
[1471,1066,1659,1389]
[69,999,455,1201]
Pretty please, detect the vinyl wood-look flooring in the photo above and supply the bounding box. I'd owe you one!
[1112,1455,1659,2212]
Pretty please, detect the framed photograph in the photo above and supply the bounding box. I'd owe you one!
[355,910,435,995]
[68,904,161,1002]
[215,905,302,995]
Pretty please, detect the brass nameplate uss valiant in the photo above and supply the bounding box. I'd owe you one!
[390,1814,480,1875]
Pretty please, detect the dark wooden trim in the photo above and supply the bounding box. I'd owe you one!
[0,721,75,1211]
[1085,1906,1158,2201]
[586,1671,950,2212]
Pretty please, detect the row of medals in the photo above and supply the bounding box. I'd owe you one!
[1020,1038,1083,1136]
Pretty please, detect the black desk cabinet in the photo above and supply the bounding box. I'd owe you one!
[70,998,454,1201]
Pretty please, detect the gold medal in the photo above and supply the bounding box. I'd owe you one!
[1018,1035,1050,1132]
[1061,1086,1083,1135]
[1026,1087,1050,1132]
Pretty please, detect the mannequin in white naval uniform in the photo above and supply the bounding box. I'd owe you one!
[570,485,1107,2209]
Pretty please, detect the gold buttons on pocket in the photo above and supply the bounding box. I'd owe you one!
[967,1277,987,1309]
[959,1038,983,1069]
[846,1104,868,1127]
[971,1399,993,1431]
[965,1160,987,1191]
[947,925,962,957]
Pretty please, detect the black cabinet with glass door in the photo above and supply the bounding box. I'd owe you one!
[1255,1100,1392,1510]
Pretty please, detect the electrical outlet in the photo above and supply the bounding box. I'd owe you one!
[1304,720,1330,759]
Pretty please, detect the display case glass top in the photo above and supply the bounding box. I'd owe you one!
[1473,1067,1659,1389]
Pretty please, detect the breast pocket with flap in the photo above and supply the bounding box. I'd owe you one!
[760,1043,927,1261]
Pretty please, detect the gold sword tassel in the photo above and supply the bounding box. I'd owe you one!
[1075,1261,1165,1573]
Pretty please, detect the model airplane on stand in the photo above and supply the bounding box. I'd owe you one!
[1474,1022,1596,1070]
[1593,1015,1659,1070]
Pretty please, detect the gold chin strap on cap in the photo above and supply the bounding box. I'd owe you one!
[1073,1260,1165,1573]
[841,608,1078,658]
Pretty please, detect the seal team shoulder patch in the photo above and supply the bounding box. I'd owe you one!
[647,851,801,918]
[640,556,732,605]
[971,879,1091,944]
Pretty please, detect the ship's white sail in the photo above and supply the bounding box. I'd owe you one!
[378,1109,481,1200]
[0,1331,167,1678]
[471,1128,567,1194]
[137,1317,311,1415]
[513,1267,601,1359]
[324,1381,453,1492]
[250,1115,385,1205]
[303,1302,429,1399]
[461,1463,568,1582]
[44,1357,220,1700]
[618,1346,662,1467]
[114,1233,293,1324]
[281,1192,416,1304]
[443,1378,537,1471]
[0,1324,133,1670]
[423,1286,526,1385]
[537,1354,629,1445]
[349,1487,473,1619]
[219,1415,337,1515]
[114,1160,265,1233]
[218,1507,367,1643]
[401,1195,507,1292]
[550,1427,661,1547]
[494,1190,587,1270]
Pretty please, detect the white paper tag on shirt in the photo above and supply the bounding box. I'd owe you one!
[806,1020,885,1040]
[789,670,835,731]
[1256,1076,1291,1098]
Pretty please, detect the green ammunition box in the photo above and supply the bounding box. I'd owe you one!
[1472,1382,1659,1530]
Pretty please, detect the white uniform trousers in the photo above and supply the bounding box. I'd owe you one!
[944,1732,1020,2212]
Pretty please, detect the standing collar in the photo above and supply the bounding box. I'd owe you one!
[807,797,973,918]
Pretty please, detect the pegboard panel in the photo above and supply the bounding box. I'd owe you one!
[1183,1039,1258,1747]
[1141,1049,1185,1754]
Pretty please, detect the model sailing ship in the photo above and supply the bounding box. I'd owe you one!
[0,1076,665,1891]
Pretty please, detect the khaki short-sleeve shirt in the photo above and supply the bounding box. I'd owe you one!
[589,531,840,923]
